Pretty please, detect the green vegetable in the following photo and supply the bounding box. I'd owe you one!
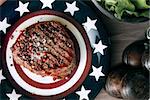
[97,0,150,20]
[104,0,117,11]
[114,0,135,19]
[139,10,150,18]
[131,0,150,9]
[125,10,139,17]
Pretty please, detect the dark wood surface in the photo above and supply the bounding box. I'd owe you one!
[95,11,149,100]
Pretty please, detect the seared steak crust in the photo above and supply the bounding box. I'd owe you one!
[12,21,77,80]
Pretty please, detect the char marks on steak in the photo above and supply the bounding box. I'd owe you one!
[12,21,77,80]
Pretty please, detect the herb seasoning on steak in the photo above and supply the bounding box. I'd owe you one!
[11,21,78,80]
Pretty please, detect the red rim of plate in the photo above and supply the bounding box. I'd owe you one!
[2,10,92,99]
[14,61,78,89]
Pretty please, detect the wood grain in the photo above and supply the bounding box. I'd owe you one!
[96,89,122,100]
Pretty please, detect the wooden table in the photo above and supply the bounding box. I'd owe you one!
[95,10,149,100]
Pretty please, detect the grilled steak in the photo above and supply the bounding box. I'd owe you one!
[11,21,77,80]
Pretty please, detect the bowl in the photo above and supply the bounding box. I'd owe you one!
[90,0,149,23]
[2,10,92,99]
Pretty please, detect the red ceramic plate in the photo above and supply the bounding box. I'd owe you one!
[2,10,92,99]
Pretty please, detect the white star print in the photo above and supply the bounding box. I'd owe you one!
[90,66,105,81]
[93,40,107,55]
[82,17,97,32]
[15,1,29,16]
[0,70,6,84]
[76,86,91,100]
[64,1,79,16]
[40,0,55,9]
[0,18,11,34]
[6,89,22,100]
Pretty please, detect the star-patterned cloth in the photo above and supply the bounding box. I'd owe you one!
[40,0,55,9]
[0,70,6,84]
[0,18,11,34]
[83,17,97,32]
[64,1,79,16]
[0,0,110,99]
[15,1,29,16]
[76,86,91,100]
[93,40,107,55]
[6,89,22,100]
[90,66,105,81]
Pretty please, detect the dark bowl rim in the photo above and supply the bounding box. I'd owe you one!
[91,0,150,23]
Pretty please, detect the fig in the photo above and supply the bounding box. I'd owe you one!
[121,69,149,100]
[105,65,129,98]
[122,40,147,67]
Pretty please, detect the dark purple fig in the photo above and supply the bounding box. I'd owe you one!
[121,69,149,100]
[105,65,129,98]
[122,40,147,67]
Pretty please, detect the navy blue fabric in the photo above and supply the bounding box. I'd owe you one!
[0,0,110,99]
